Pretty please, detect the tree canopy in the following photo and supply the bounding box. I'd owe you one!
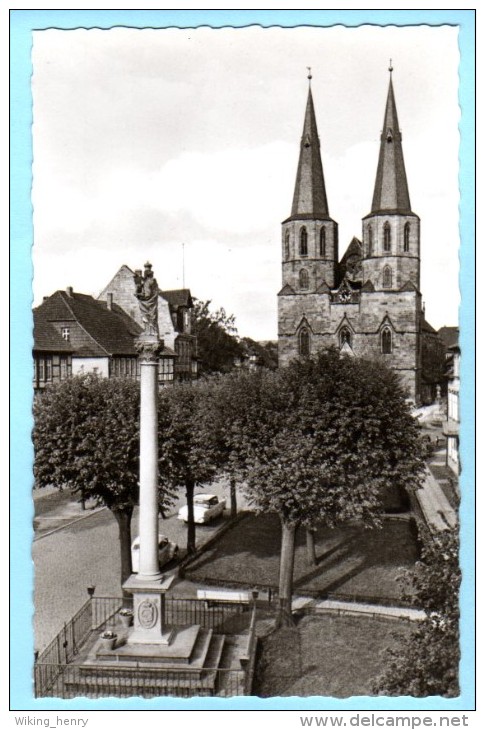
[157,380,220,553]
[33,374,175,586]
[205,349,426,625]
[191,299,244,375]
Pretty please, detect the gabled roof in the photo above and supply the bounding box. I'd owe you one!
[421,317,437,335]
[278,283,296,296]
[316,280,330,294]
[33,310,74,353]
[34,290,142,356]
[399,279,418,292]
[361,279,375,293]
[161,289,193,309]
[438,326,459,350]
[339,237,362,265]
[370,75,413,215]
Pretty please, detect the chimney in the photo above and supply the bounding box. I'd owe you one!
[66,286,73,297]
[43,296,48,302]
[107,292,113,310]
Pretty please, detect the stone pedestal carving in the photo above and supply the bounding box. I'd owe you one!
[123,574,175,645]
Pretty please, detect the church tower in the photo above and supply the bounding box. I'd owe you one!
[361,67,420,293]
[278,68,428,403]
[281,75,338,293]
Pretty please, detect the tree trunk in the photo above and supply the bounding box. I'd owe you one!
[230,476,237,519]
[305,528,317,566]
[111,505,134,594]
[276,520,297,628]
[186,479,196,555]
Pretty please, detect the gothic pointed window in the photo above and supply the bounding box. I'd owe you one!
[368,225,373,256]
[299,269,309,290]
[381,327,392,354]
[383,265,392,289]
[383,222,391,252]
[403,222,410,252]
[319,227,326,257]
[285,230,290,260]
[339,326,352,348]
[299,226,308,256]
[299,327,310,357]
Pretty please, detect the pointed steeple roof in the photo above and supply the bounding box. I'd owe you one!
[370,71,412,215]
[289,84,330,221]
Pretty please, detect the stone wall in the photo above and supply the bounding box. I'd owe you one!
[282,218,338,289]
[278,288,421,401]
[361,214,420,290]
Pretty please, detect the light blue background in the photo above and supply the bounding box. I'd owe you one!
[10,8,475,711]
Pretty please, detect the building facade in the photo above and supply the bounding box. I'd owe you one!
[443,342,460,476]
[33,285,177,391]
[278,72,440,404]
[98,266,197,382]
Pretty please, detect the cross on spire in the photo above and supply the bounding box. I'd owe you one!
[389,58,393,74]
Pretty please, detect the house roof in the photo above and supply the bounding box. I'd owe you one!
[34,290,142,356]
[421,317,437,334]
[437,326,459,350]
[33,310,74,353]
[160,289,193,309]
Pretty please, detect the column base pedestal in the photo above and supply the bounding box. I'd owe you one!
[123,573,175,646]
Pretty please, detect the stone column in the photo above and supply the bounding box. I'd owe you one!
[136,337,163,580]
[123,263,175,646]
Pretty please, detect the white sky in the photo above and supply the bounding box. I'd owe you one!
[32,24,460,340]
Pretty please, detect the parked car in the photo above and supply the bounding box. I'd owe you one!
[177,494,226,524]
[131,535,178,573]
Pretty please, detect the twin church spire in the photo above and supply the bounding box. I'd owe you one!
[290,67,413,222]
[290,84,330,220]
[279,67,422,402]
[371,70,412,214]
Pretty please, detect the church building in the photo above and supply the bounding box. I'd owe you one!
[277,69,442,404]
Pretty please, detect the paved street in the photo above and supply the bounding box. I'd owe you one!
[33,478,247,652]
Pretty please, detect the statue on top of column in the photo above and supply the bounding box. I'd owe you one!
[134,262,159,338]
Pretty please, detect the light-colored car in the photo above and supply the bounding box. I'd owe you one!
[131,534,178,573]
[178,494,226,524]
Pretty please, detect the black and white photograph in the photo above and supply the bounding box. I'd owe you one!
[18,15,471,709]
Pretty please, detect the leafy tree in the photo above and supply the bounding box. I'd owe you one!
[200,370,262,519]
[191,299,244,375]
[33,374,174,588]
[157,381,219,554]
[239,337,278,371]
[375,527,460,697]
[227,350,426,627]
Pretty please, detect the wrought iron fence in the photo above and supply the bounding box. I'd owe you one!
[35,664,247,699]
[36,598,93,666]
[35,595,258,699]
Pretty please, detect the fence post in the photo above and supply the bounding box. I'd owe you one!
[87,585,96,629]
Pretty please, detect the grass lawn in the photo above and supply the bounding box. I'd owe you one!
[253,614,415,698]
[185,513,419,604]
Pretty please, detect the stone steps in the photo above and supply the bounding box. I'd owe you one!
[62,628,238,698]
